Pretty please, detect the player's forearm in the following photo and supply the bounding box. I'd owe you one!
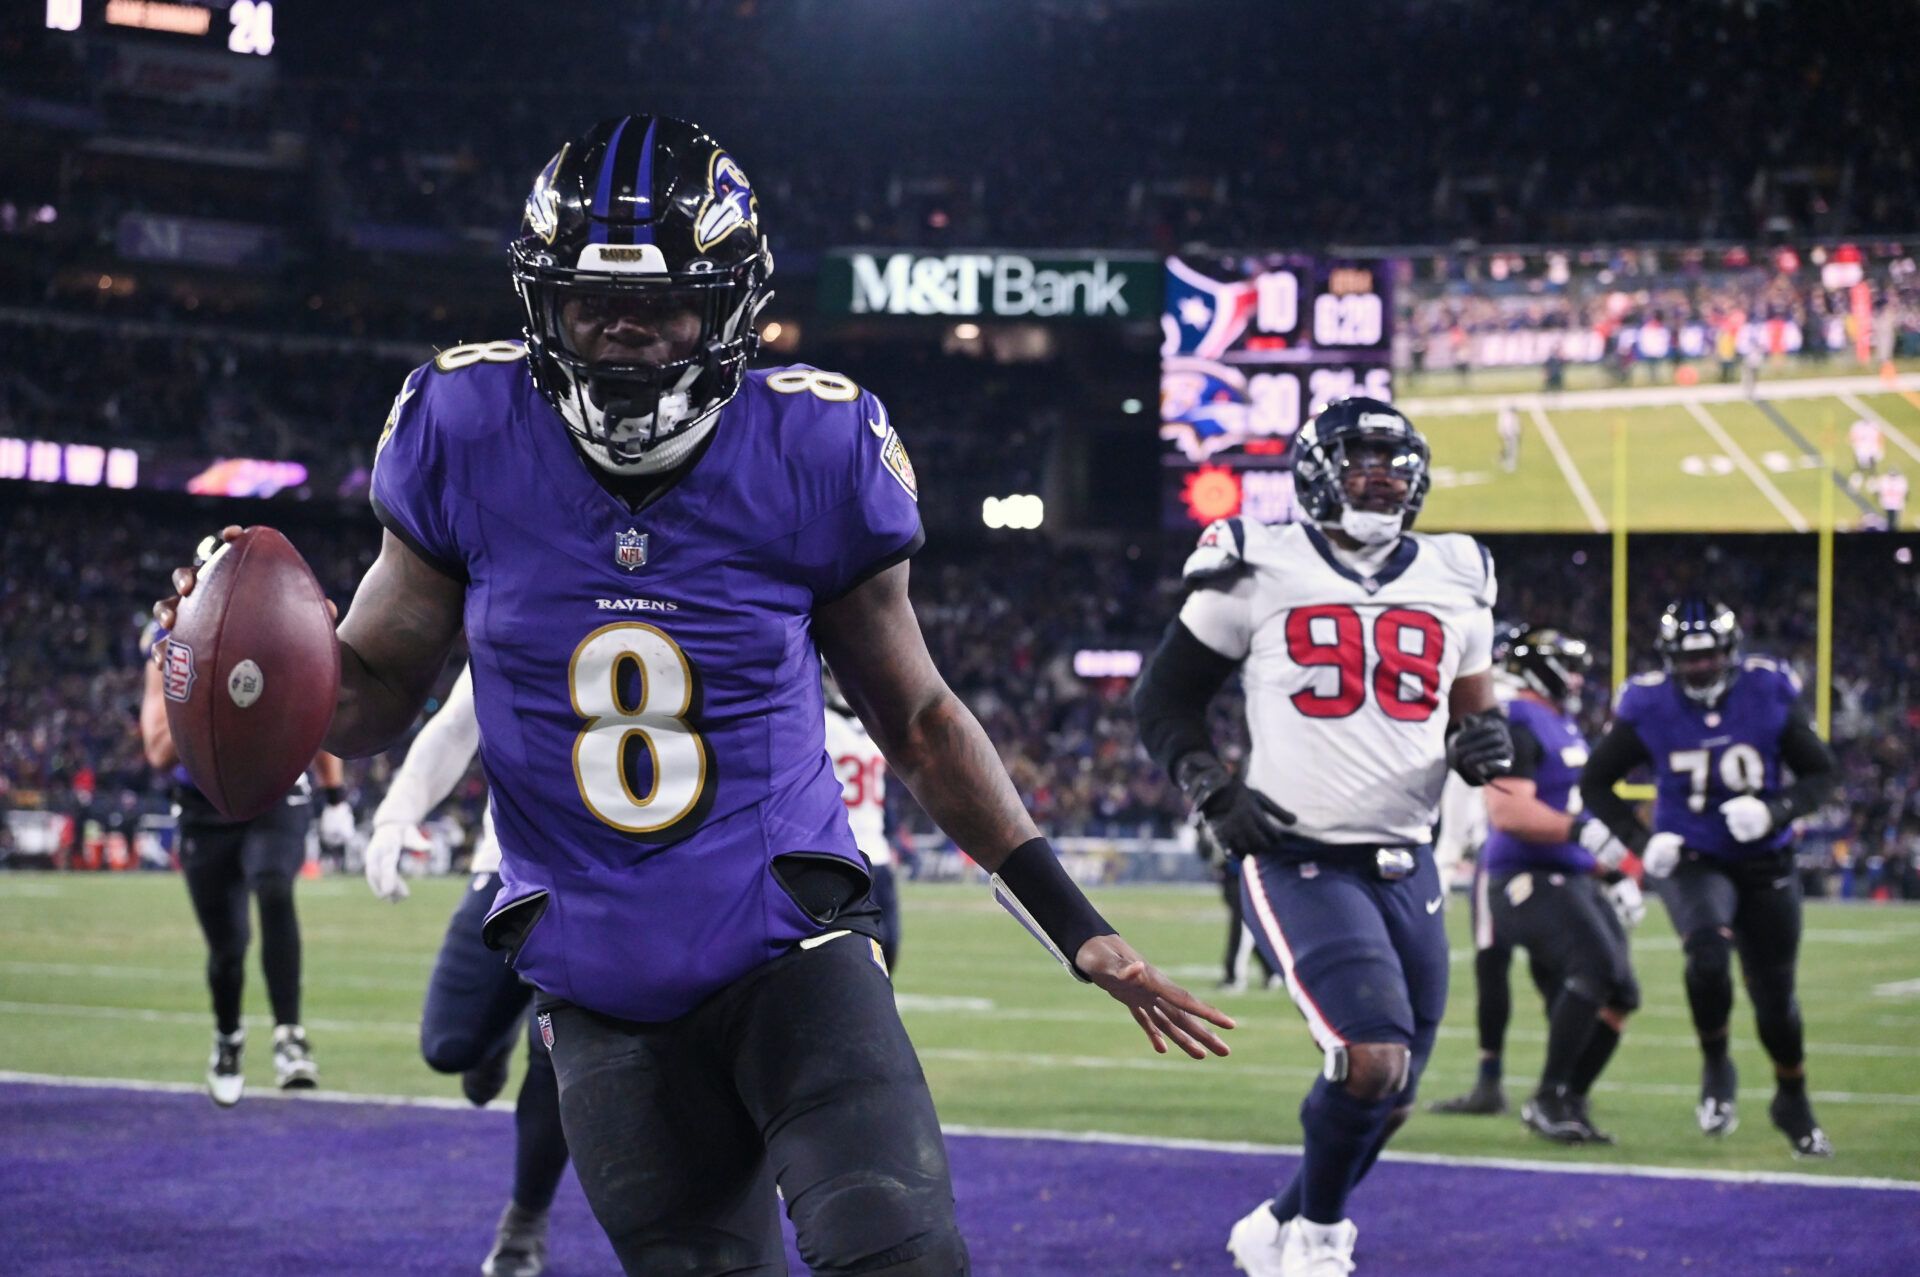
[1132,621,1238,776]
[875,690,1039,871]
[1483,781,1577,843]
[1578,723,1652,851]
[1770,708,1838,824]
[325,530,464,758]
[326,641,443,758]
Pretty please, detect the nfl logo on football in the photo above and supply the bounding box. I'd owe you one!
[615,528,649,571]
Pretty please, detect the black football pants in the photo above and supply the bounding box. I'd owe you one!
[539,930,967,1276]
[178,798,308,1035]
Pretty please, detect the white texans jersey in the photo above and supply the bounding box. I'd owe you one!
[824,707,891,867]
[1179,518,1496,845]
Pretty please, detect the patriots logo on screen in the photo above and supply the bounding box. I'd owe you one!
[1159,356,1251,462]
[1161,257,1259,360]
[692,151,757,252]
[161,640,196,704]
[615,528,649,571]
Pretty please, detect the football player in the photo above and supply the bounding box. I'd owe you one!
[362,664,570,1277]
[139,612,336,1105]
[158,115,1230,1276]
[1579,599,1838,1157]
[1476,627,1642,1144]
[1134,397,1512,1277]
[822,663,902,969]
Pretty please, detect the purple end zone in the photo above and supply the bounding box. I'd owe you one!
[4,1083,1911,1276]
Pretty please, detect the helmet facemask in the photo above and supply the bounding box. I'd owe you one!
[1657,602,1741,705]
[1295,413,1432,545]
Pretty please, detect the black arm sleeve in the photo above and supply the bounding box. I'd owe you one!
[1578,718,1654,853]
[1508,721,1545,781]
[1132,619,1240,777]
[1771,701,1838,822]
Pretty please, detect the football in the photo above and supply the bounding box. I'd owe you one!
[161,527,340,821]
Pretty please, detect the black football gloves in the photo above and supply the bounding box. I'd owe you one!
[1175,753,1296,860]
[1447,709,1515,786]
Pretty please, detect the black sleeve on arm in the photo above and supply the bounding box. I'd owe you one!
[1508,721,1545,780]
[1132,619,1240,777]
[1579,719,1654,852]
[1771,701,1838,823]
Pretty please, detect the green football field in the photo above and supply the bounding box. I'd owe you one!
[1403,373,1920,534]
[4,874,1917,1183]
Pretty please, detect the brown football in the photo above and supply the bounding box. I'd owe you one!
[161,526,340,821]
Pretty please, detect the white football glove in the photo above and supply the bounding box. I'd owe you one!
[1575,815,1630,871]
[1604,876,1646,930]
[363,822,411,901]
[1642,831,1684,880]
[1719,794,1774,843]
[318,800,355,850]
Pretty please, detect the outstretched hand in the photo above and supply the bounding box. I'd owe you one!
[1075,934,1235,1059]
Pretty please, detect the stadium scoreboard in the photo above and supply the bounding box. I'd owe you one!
[1160,252,1392,528]
[44,0,275,56]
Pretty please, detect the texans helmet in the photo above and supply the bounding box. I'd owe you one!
[1501,625,1593,714]
[1292,397,1431,541]
[509,115,773,471]
[1656,597,1741,703]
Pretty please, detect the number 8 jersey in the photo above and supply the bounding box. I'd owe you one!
[1178,518,1496,845]
[371,346,922,1022]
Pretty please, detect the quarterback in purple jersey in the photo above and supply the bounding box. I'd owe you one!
[157,115,1230,1275]
[1580,598,1837,1158]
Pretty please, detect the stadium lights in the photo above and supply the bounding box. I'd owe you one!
[1121,398,1143,414]
[762,321,783,343]
[953,322,980,341]
[981,494,1044,530]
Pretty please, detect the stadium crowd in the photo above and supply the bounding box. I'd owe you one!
[5,487,1918,897]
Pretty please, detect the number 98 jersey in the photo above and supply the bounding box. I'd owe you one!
[1614,657,1799,859]
[1178,519,1496,846]
[371,345,922,1023]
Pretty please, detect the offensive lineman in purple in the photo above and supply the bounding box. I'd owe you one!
[157,115,1231,1275]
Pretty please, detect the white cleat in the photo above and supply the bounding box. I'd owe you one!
[272,1024,318,1090]
[1697,1097,1738,1137]
[207,1030,245,1108]
[1281,1217,1358,1277]
[1226,1200,1290,1277]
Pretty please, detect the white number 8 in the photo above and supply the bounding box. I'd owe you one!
[569,624,709,833]
[766,369,860,402]
[435,341,526,373]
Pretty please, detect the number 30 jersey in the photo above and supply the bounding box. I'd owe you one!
[1178,519,1496,846]
[371,343,922,1022]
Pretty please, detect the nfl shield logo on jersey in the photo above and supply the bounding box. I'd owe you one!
[615,528,649,571]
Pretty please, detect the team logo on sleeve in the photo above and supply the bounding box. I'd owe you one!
[880,429,918,499]
[161,640,196,703]
[615,528,650,571]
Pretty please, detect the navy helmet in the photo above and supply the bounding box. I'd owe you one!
[1292,397,1431,540]
[1656,597,1741,703]
[509,115,773,470]
[1501,625,1593,714]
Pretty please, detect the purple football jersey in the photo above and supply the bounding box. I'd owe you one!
[371,349,922,1021]
[1480,697,1594,876]
[1614,657,1799,860]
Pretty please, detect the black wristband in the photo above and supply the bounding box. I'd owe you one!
[993,836,1115,979]
[322,786,346,807]
[1173,752,1230,814]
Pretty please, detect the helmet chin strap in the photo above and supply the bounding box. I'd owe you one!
[1337,508,1405,546]
[581,410,717,475]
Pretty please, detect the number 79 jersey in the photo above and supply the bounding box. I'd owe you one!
[1179,519,1496,845]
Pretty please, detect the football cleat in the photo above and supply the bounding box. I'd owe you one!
[1428,1079,1508,1116]
[1568,1094,1615,1146]
[272,1024,318,1090]
[1769,1088,1834,1159]
[207,1030,245,1108]
[1521,1087,1589,1144]
[462,1039,514,1108]
[1698,1057,1738,1136]
[482,1202,550,1277]
[1226,1199,1290,1277]
[1281,1217,1357,1277]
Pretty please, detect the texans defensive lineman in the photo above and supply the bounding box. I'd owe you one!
[362,664,571,1277]
[1580,599,1838,1157]
[1475,627,1642,1145]
[1134,398,1513,1277]
[158,115,1230,1276]
[823,665,903,969]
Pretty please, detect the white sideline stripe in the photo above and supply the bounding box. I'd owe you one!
[1684,401,1811,531]
[0,1000,418,1035]
[1838,393,1920,466]
[1872,977,1920,997]
[1401,373,1920,417]
[0,960,427,992]
[1526,405,1608,531]
[4,1071,1908,1194]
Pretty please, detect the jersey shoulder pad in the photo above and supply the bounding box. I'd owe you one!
[1614,672,1666,716]
[1740,654,1802,698]
[1413,531,1496,606]
[1182,517,1251,586]
[378,341,525,456]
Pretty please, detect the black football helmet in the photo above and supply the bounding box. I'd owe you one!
[1501,625,1593,714]
[509,115,773,471]
[1656,597,1741,703]
[1292,397,1431,543]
